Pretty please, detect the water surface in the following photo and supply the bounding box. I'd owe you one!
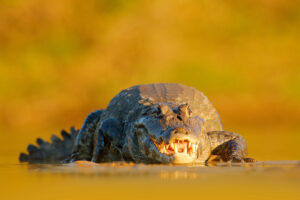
[1,161,299,200]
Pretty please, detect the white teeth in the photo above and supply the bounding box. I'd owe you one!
[192,144,196,152]
[170,143,174,149]
[157,141,198,155]
[174,144,178,153]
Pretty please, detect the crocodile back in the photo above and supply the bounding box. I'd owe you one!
[102,83,223,132]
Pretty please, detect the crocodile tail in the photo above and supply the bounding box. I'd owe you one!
[19,127,79,163]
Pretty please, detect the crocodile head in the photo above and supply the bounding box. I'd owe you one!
[133,103,210,164]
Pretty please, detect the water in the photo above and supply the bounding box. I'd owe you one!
[1,161,299,200]
[1,127,300,200]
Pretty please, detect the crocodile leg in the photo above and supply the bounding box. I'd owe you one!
[206,131,255,163]
[70,110,104,162]
[91,118,123,162]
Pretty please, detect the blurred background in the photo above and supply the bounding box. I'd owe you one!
[0,0,299,162]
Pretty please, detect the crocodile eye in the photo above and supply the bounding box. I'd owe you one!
[173,104,192,121]
[178,104,192,117]
[160,105,173,115]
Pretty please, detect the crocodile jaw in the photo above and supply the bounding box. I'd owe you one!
[152,138,199,163]
[135,124,200,164]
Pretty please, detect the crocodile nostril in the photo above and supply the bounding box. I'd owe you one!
[172,128,189,135]
[177,116,183,121]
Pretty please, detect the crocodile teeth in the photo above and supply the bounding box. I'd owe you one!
[154,138,198,156]
[170,143,174,149]
[192,144,196,152]
[165,146,168,153]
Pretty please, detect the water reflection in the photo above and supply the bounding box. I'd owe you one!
[23,160,300,180]
[1,161,300,200]
[160,171,197,179]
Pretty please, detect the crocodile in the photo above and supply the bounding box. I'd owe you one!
[19,83,255,164]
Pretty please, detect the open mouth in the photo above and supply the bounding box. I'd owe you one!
[153,139,198,156]
[135,123,199,163]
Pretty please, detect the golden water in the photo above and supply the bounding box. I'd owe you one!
[1,159,299,200]
[1,127,300,200]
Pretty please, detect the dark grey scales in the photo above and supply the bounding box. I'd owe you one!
[19,83,255,164]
